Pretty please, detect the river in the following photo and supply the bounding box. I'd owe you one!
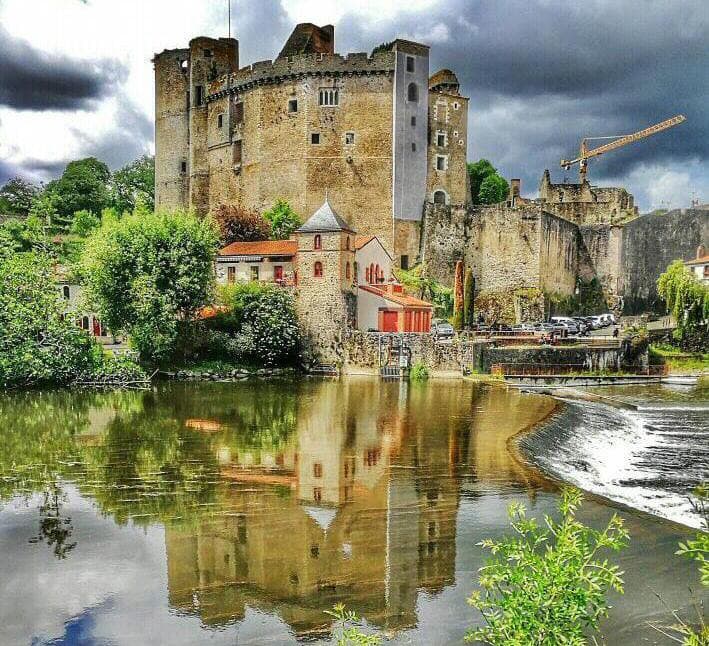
[0,379,706,645]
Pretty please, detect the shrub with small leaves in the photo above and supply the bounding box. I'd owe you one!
[467,487,629,645]
[325,604,381,646]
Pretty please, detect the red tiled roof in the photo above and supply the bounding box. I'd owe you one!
[219,240,297,257]
[359,284,434,308]
[685,255,709,266]
[354,235,376,250]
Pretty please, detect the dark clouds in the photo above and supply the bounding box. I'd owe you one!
[334,0,708,205]
[0,25,126,111]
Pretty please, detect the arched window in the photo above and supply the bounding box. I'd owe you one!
[407,82,418,103]
[314,261,323,277]
[346,236,351,250]
[375,264,380,283]
[81,316,90,330]
[353,262,358,282]
[369,263,375,284]
[314,234,321,250]
[433,190,447,205]
[365,267,370,283]
[345,262,351,279]
[62,285,70,300]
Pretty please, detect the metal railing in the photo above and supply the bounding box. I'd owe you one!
[491,363,668,377]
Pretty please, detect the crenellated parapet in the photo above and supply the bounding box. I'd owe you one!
[207,51,396,100]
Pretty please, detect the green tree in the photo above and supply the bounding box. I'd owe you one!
[467,488,629,645]
[0,177,39,217]
[81,208,219,363]
[0,251,97,387]
[109,155,155,214]
[263,199,302,240]
[478,174,509,204]
[51,157,111,226]
[467,159,509,205]
[453,260,464,330]
[212,203,269,245]
[70,209,101,237]
[657,260,709,349]
[463,267,474,328]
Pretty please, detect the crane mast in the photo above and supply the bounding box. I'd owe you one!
[561,114,686,183]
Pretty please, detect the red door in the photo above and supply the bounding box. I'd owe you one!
[274,265,283,282]
[92,318,101,337]
[381,311,398,332]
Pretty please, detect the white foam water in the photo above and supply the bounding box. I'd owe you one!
[519,389,709,529]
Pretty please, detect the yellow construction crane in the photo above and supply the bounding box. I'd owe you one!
[561,114,686,183]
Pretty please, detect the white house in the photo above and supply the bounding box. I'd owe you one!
[216,240,297,285]
[55,267,112,342]
[685,245,709,283]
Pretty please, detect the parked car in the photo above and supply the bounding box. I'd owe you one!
[550,316,580,335]
[572,317,590,335]
[431,320,455,340]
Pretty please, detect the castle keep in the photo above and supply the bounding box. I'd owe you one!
[154,24,469,265]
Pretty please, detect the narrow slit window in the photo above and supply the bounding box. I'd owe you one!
[217,113,224,129]
[195,85,204,106]
[345,132,355,145]
[314,261,323,277]
[288,98,298,113]
[406,56,415,73]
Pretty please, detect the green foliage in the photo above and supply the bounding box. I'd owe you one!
[81,208,219,363]
[50,157,111,225]
[263,199,302,240]
[109,155,155,214]
[467,487,629,645]
[28,190,59,231]
[677,484,709,587]
[0,177,39,216]
[657,260,709,349]
[467,159,508,205]
[547,278,607,317]
[70,209,101,237]
[212,203,270,244]
[371,41,394,55]
[463,267,475,328]
[622,325,649,361]
[478,174,509,205]
[394,263,453,317]
[0,249,141,388]
[326,604,381,645]
[410,360,430,382]
[215,282,301,366]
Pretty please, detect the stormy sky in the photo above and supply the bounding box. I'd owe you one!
[0,0,706,210]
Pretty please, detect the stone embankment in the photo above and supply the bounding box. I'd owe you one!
[160,367,297,381]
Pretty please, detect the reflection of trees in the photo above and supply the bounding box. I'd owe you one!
[29,483,76,559]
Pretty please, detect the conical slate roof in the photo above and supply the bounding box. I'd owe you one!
[296,199,356,234]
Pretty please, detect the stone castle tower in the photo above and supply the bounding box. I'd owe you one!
[153,24,469,268]
[295,200,356,363]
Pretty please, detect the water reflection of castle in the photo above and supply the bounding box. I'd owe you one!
[165,380,552,634]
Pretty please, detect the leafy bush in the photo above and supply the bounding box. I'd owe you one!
[0,250,142,387]
[394,262,453,317]
[410,360,429,381]
[467,487,629,645]
[326,604,381,645]
[263,199,301,240]
[70,209,101,237]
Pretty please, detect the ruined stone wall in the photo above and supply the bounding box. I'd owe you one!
[578,224,623,297]
[538,213,579,297]
[620,207,709,313]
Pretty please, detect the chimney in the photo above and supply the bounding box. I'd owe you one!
[509,178,521,206]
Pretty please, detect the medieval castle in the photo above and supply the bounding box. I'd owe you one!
[154,23,708,323]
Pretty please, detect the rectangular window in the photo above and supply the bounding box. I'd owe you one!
[345,132,355,145]
[410,115,416,127]
[217,113,223,129]
[411,142,416,152]
[318,88,339,106]
[288,98,298,113]
[436,155,447,171]
[186,91,190,110]
[227,266,236,284]
[180,160,187,173]
[313,487,322,502]
[313,463,322,478]
[310,132,320,145]
[406,55,415,73]
[250,266,259,281]
[437,132,446,147]
[195,85,204,106]
[233,140,242,164]
[233,101,244,124]
[400,255,409,270]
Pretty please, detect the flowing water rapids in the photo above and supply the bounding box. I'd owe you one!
[519,383,709,529]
